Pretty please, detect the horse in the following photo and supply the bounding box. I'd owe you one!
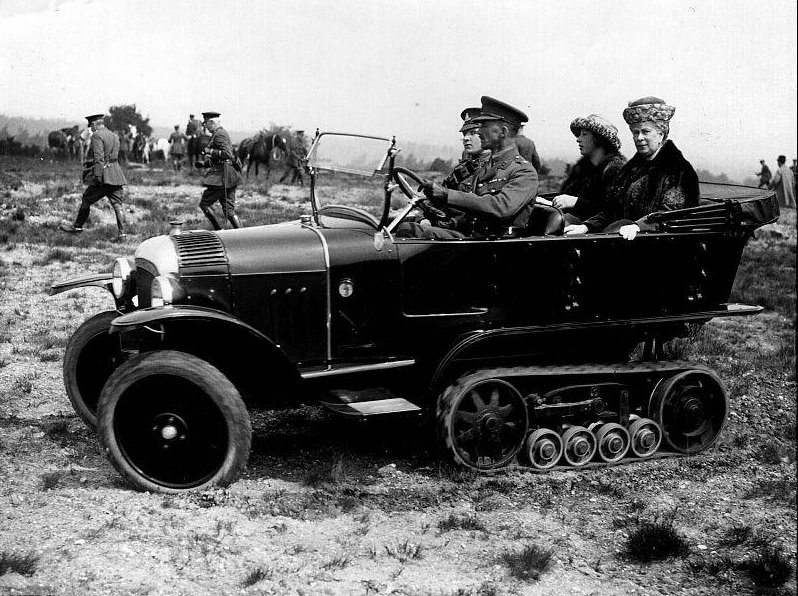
[237,137,254,163]
[148,138,170,162]
[78,128,92,162]
[246,132,287,178]
[47,130,68,160]
[133,132,148,163]
[187,133,210,172]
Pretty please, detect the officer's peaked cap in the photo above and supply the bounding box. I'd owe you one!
[85,113,104,123]
[459,106,482,133]
[471,96,528,127]
[202,111,221,120]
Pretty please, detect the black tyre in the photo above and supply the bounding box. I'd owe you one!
[63,310,124,429]
[650,369,728,454]
[437,373,528,471]
[98,350,251,493]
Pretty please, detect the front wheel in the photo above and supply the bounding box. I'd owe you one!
[98,350,251,493]
[63,310,124,429]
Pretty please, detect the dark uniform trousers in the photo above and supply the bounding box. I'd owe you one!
[76,183,125,232]
[199,125,241,229]
[200,185,236,217]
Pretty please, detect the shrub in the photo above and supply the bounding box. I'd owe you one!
[0,551,38,576]
[241,567,272,587]
[624,521,689,563]
[744,547,793,588]
[302,453,346,488]
[438,512,486,533]
[500,544,553,581]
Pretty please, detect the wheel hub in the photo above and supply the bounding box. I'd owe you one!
[152,413,188,446]
[537,439,557,460]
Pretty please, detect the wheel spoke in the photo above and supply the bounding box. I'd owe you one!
[455,411,476,425]
[469,390,487,411]
[489,387,500,408]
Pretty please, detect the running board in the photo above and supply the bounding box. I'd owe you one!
[319,397,422,417]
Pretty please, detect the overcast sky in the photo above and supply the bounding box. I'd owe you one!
[1,0,796,180]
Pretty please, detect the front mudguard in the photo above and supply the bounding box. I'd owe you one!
[109,305,302,402]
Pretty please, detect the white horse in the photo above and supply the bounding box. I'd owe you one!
[78,128,92,162]
[148,138,170,161]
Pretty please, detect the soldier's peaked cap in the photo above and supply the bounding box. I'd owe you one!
[459,107,482,133]
[202,111,221,120]
[471,96,528,126]
[85,113,104,123]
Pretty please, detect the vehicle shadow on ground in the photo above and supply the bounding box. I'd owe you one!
[246,406,438,483]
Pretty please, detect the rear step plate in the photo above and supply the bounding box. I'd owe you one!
[319,397,422,417]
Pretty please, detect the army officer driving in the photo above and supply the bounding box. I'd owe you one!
[413,96,539,239]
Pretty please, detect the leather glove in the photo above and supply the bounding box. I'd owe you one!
[420,179,449,206]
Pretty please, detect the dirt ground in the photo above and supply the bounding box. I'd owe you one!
[0,163,796,595]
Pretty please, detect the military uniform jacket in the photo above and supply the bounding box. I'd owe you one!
[186,119,203,137]
[446,144,539,230]
[85,127,126,187]
[202,127,238,188]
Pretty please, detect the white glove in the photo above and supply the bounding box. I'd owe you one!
[552,194,578,210]
[564,224,588,235]
[619,224,640,240]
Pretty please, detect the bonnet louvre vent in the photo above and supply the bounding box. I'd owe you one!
[173,231,228,270]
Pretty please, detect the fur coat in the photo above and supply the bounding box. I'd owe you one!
[559,152,626,222]
[584,140,699,232]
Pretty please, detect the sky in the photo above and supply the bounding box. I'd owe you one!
[1,0,796,181]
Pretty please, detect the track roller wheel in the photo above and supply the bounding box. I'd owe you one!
[524,428,563,470]
[591,422,630,463]
[560,426,597,467]
[438,376,528,471]
[628,417,662,458]
[650,369,728,454]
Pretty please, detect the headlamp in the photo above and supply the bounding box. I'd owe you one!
[151,275,183,307]
[111,257,135,299]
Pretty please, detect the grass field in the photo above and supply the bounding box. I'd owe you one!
[0,156,795,595]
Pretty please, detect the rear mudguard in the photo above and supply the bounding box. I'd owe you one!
[430,303,763,389]
[110,305,302,390]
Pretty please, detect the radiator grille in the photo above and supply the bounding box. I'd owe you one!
[173,231,228,271]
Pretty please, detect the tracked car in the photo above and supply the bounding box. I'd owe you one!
[51,133,780,492]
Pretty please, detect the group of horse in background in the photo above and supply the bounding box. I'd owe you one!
[44,124,308,184]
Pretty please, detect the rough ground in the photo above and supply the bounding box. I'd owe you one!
[0,159,795,595]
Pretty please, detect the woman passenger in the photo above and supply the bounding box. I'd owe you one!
[551,114,626,224]
[564,97,699,240]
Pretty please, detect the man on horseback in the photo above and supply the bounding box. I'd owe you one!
[196,112,243,230]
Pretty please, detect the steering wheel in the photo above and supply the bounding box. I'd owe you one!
[391,166,453,226]
[392,166,426,201]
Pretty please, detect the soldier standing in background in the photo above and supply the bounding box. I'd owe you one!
[755,159,772,189]
[769,155,796,209]
[60,113,127,240]
[515,123,541,173]
[197,111,243,229]
[280,130,310,186]
[186,114,203,138]
[168,125,187,172]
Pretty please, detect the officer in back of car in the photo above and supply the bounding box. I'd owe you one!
[405,97,539,240]
[196,111,243,230]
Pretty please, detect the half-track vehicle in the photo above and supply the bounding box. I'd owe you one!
[51,132,780,493]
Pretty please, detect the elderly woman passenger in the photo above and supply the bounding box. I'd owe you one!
[564,97,699,240]
[551,114,626,224]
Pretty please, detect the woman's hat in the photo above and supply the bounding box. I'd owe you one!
[569,114,621,151]
[622,97,675,127]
